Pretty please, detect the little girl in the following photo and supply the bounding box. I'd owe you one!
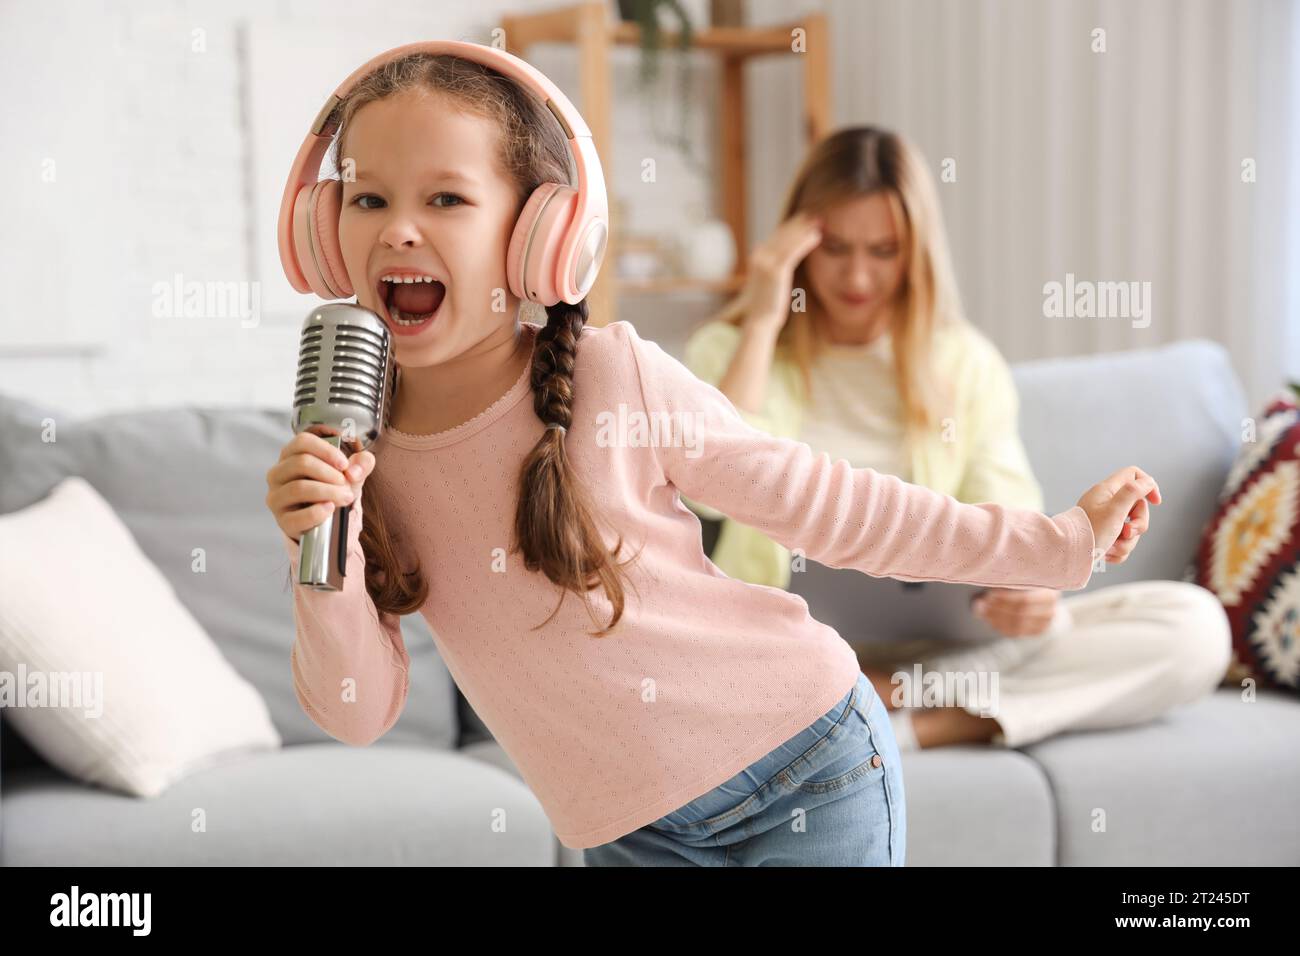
[265,45,1159,866]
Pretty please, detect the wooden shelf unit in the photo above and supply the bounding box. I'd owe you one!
[500,2,831,325]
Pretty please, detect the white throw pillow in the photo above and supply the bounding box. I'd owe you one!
[0,476,280,796]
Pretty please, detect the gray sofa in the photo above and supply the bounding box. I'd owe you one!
[2,335,1297,866]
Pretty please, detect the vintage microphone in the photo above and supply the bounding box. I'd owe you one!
[291,302,396,590]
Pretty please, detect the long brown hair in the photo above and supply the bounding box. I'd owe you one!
[310,52,635,637]
[710,126,967,457]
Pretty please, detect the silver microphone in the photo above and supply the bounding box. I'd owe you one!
[291,303,396,590]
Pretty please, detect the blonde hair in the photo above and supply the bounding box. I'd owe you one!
[710,126,967,457]
[315,53,636,637]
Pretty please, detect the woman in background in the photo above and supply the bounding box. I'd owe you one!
[684,126,1231,751]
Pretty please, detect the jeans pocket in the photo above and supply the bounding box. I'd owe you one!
[778,695,884,794]
[651,681,863,835]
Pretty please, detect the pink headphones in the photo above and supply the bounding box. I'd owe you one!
[277,40,609,307]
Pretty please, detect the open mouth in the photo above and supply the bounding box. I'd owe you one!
[376,276,446,330]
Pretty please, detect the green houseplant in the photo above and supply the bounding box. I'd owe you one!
[617,0,694,85]
[615,0,702,168]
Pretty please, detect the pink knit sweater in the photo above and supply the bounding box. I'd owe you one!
[282,319,1096,849]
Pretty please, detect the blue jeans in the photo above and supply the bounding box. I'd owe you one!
[583,671,906,866]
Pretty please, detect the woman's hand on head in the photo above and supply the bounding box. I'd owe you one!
[1074,466,1161,566]
[741,211,823,333]
[265,432,376,543]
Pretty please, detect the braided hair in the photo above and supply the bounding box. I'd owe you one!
[515,298,640,636]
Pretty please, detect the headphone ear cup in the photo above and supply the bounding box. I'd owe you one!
[312,180,352,298]
[291,179,352,299]
[506,182,557,303]
[507,182,578,307]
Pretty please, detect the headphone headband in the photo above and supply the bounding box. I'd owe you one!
[277,40,608,301]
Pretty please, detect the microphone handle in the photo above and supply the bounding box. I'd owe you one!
[297,432,352,591]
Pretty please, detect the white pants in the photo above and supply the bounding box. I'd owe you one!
[854,581,1232,748]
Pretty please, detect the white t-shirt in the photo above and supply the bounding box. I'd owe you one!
[796,331,912,481]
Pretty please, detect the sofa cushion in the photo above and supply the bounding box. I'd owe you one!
[893,747,1056,865]
[0,392,458,752]
[1191,387,1300,694]
[1012,339,1246,591]
[1022,688,1300,865]
[459,738,584,866]
[0,476,281,797]
[0,744,553,865]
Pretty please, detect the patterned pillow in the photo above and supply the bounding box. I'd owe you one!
[1191,386,1300,695]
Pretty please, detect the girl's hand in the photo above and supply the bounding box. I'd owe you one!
[1075,466,1161,565]
[265,432,376,543]
[740,211,823,333]
[971,587,1060,637]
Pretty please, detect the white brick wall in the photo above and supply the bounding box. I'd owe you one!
[0,0,723,418]
[3,1,1291,417]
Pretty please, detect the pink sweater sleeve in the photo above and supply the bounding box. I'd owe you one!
[623,323,1096,591]
[282,485,411,746]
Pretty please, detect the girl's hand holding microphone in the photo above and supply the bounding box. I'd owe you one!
[1075,466,1162,565]
[265,432,376,544]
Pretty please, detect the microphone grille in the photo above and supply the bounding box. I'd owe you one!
[292,304,393,446]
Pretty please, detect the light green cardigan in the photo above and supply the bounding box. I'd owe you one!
[680,319,1047,590]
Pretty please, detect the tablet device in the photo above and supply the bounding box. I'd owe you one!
[786,559,1008,647]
